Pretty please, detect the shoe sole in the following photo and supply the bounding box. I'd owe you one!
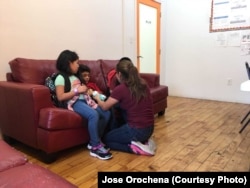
[130,145,153,156]
[90,152,113,160]
[131,141,155,155]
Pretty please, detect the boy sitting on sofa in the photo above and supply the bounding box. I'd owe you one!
[79,64,106,100]
[68,64,106,110]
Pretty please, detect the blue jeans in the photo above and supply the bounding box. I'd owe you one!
[103,124,154,153]
[73,99,111,146]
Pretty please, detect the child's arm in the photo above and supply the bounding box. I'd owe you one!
[86,82,103,93]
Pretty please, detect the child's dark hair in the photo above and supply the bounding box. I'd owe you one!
[78,64,90,73]
[78,64,91,84]
[56,50,79,75]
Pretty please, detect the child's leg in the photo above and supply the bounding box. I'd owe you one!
[73,100,100,146]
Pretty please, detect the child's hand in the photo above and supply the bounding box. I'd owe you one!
[87,88,94,95]
[77,85,88,94]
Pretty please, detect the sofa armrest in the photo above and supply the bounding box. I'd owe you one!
[140,73,160,88]
[0,81,54,147]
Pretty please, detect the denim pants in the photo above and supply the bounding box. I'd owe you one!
[73,99,111,146]
[103,124,154,153]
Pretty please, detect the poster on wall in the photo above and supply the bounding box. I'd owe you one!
[210,0,250,32]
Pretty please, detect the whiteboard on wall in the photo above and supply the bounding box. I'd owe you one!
[210,0,250,32]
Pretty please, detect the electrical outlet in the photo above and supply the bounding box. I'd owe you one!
[227,78,232,86]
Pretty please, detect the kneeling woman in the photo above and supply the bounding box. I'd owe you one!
[93,57,156,156]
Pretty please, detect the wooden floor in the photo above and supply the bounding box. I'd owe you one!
[3,96,250,187]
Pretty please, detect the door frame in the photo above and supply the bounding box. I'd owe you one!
[137,0,161,74]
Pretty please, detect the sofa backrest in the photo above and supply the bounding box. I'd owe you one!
[100,59,119,82]
[9,58,57,85]
[8,58,119,95]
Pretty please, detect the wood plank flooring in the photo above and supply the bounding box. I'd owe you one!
[2,96,250,187]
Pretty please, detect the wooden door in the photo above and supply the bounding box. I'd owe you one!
[137,0,161,74]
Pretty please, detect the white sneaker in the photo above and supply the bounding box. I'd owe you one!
[131,141,155,155]
[147,138,157,152]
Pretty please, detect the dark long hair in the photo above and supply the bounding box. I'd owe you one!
[56,50,79,75]
[116,57,147,102]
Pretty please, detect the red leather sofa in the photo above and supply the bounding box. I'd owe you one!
[0,139,77,187]
[0,58,168,163]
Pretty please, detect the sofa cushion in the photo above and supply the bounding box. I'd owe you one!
[9,58,57,84]
[0,140,27,172]
[39,108,86,130]
[0,162,77,188]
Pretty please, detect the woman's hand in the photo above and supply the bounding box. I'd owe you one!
[92,91,100,101]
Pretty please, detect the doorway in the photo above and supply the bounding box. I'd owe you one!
[137,0,161,74]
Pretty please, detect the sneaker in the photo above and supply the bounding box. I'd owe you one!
[146,138,157,152]
[90,144,112,160]
[130,142,154,156]
[87,143,110,151]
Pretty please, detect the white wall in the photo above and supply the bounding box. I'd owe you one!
[0,0,132,78]
[0,0,250,104]
[162,0,250,104]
